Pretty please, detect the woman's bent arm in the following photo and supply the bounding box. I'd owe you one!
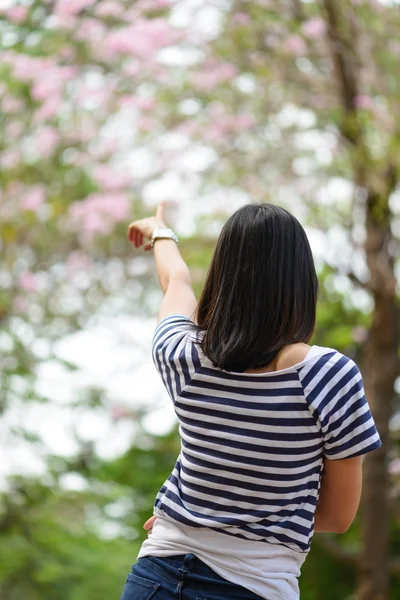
[314,455,363,533]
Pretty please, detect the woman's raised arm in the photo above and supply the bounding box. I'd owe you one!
[128,202,198,324]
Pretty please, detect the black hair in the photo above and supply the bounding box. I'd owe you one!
[195,203,319,372]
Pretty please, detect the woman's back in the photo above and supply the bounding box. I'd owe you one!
[150,314,380,554]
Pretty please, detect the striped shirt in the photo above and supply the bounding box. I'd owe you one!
[152,314,382,554]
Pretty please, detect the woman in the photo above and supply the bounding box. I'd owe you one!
[121,202,381,600]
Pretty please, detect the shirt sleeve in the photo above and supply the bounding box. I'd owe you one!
[299,351,382,460]
[152,314,202,401]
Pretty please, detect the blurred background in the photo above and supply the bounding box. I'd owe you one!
[1,0,400,598]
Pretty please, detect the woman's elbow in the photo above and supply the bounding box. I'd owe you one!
[315,510,357,534]
[332,518,354,534]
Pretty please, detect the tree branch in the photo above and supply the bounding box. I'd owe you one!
[291,0,305,21]
[322,0,362,146]
[348,271,368,289]
[322,0,358,113]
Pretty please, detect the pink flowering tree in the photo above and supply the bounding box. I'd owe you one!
[0,2,188,584]
[0,0,183,403]
[0,1,189,593]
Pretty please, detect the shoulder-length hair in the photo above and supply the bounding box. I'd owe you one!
[194,203,319,373]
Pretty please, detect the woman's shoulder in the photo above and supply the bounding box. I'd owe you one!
[276,344,359,378]
[275,343,312,371]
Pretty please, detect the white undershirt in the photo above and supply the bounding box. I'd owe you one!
[138,514,306,600]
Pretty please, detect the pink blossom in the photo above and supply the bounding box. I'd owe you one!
[75,85,113,108]
[233,12,251,26]
[7,5,28,23]
[7,53,76,91]
[69,193,131,239]
[19,273,38,293]
[0,150,21,169]
[6,121,24,138]
[20,185,46,212]
[93,165,133,190]
[35,95,62,121]
[134,97,156,112]
[55,14,78,30]
[75,18,106,42]
[283,35,307,56]
[90,136,120,158]
[176,121,199,137]
[60,65,79,80]
[355,94,374,110]
[32,78,63,102]
[65,120,97,144]
[105,19,180,58]
[191,62,237,91]
[235,114,256,130]
[35,127,60,157]
[95,1,123,17]
[10,56,36,81]
[130,0,171,14]
[111,404,138,421]
[2,96,24,113]
[203,108,256,142]
[122,61,142,77]
[203,124,226,143]
[66,251,93,276]
[60,47,76,60]
[301,17,326,39]
[137,115,158,132]
[150,67,171,85]
[119,95,156,111]
[55,0,96,16]
[82,213,112,235]
[9,54,46,82]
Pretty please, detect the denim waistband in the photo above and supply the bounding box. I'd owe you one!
[139,553,229,584]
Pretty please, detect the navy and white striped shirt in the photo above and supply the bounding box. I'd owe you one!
[152,314,381,553]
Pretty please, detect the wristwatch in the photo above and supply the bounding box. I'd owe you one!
[150,227,179,250]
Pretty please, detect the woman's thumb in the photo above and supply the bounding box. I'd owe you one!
[144,516,156,530]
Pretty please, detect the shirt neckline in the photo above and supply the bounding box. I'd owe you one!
[198,345,333,378]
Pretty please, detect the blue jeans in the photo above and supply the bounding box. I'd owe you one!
[120,553,265,600]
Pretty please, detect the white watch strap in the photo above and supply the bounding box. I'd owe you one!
[151,227,179,249]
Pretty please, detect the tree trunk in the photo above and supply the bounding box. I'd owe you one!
[357,189,399,600]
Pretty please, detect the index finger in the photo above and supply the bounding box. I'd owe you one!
[156,201,165,222]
